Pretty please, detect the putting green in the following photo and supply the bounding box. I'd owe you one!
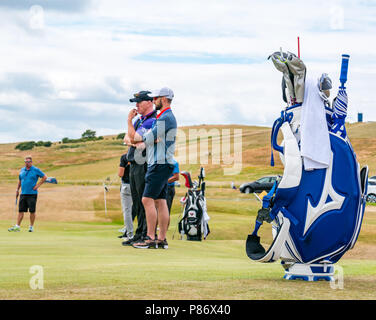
[1,220,375,300]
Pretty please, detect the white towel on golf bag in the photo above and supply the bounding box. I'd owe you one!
[200,198,210,238]
[300,76,331,170]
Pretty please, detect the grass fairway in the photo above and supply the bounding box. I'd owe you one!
[1,216,376,300]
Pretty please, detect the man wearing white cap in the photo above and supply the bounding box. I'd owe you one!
[127,87,177,249]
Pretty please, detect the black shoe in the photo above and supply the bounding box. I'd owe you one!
[132,235,142,242]
[118,232,127,239]
[132,236,157,249]
[122,238,134,246]
[156,239,168,249]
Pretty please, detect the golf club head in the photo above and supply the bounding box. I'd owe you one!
[199,167,205,180]
[181,171,193,188]
[246,234,266,260]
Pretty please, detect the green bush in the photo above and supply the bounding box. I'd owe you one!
[62,131,104,144]
[117,133,125,140]
[62,137,82,143]
[16,140,52,150]
[82,129,96,139]
[58,144,82,149]
[15,141,36,151]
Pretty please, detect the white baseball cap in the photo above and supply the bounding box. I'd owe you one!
[150,87,174,100]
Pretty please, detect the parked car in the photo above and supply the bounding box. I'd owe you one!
[369,176,376,182]
[366,180,376,203]
[239,175,281,194]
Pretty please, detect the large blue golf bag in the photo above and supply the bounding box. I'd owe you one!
[246,52,368,281]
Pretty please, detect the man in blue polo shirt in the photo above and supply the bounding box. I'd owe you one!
[127,87,177,249]
[8,156,47,232]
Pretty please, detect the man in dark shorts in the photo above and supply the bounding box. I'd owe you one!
[8,156,47,232]
[127,87,177,249]
[121,90,157,246]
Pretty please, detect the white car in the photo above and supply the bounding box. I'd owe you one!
[366,180,376,203]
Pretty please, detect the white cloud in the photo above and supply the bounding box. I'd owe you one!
[0,0,375,143]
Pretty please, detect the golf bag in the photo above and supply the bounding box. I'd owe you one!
[178,168,210,241]
[246,52,368,281]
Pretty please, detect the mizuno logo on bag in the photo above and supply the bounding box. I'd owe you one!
[303,153,345,235]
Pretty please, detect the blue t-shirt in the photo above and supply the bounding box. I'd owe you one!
[168,160,180,186]
[143,108,177,167]
[19,166,45,195]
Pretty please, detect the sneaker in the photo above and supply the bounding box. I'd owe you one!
[118,227,126,233]
[8,225,20,232]
[156,239,168,249]
[118,232,128,239]
[132,236,157,249]
[28,226,34,232]
[122,238,134,246]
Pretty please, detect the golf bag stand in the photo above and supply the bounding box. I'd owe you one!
[246,52,368,281]
[179,168,210,241]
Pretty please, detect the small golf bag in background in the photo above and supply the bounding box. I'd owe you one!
[178,167,210,241]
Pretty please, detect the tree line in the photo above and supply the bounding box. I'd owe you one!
[15,129,104,151]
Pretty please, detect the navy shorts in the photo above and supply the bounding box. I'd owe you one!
[19,194,37,213]
[143,164,174,200]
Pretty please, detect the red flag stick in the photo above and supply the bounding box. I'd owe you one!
[297,36,300,58]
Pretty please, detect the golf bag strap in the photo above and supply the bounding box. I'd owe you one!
[251,212,291,263]
[270,108,300,166]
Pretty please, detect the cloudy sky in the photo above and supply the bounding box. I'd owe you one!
[0,0,375,143]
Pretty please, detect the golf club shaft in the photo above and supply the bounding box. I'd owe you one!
[253,192,262,203]
[103,184,108,217]
[14,197,18,219]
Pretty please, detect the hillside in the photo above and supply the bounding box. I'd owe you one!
[0,122,375,186]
